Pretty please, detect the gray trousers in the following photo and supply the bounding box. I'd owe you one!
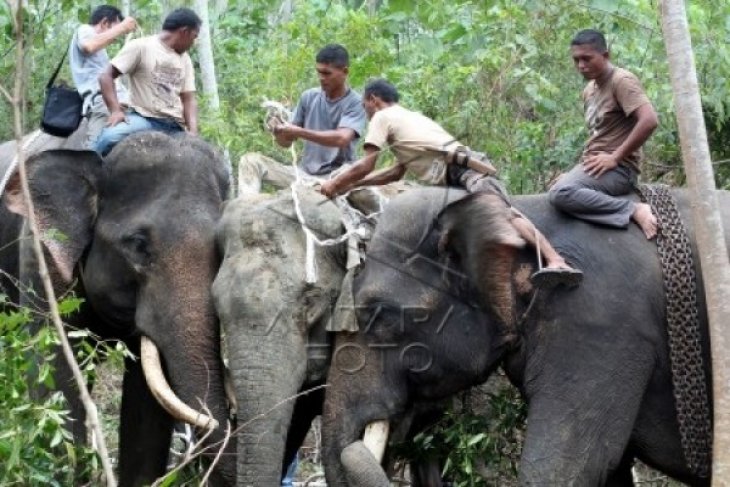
[548,164,637,228]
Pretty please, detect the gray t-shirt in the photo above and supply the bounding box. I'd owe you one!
[69,24,128,109]
[291,87,366,176]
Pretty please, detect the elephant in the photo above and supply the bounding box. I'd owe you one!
[212,188,349,486]
[321,186,730,486]
[212,186,448,486]
[0,131,235,486]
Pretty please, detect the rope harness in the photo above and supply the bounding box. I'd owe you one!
[638,183,711,478]
[262,100,387,283]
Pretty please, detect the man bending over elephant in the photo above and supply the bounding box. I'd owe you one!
[320,78,582,286]
[549,29,659,239]
[238,44,367,193]
[95,8,201,156]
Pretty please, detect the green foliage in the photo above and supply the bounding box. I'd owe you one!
[0,295,130,485]
[193,0,730,192]
[0,304,95,485]
[395,384,527,486]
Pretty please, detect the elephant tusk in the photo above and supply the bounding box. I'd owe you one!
[223,366,238,416]
[362,420,389,463]
[140,336,219,431]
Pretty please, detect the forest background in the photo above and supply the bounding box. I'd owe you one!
[0,0,728,485]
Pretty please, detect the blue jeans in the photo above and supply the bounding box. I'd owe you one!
[95,111,183,156]
[281,454,298,486]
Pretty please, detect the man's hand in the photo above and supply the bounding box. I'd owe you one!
[119,17,138,35]
[583,152,618,178]
[274,122,301,139]
[320,180,339,199]
[106,110,127,127]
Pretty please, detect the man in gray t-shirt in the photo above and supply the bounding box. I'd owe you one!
[238,44,367,193]
[69,5,136,149]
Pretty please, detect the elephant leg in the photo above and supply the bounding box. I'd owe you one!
[518,351,654,486]
[118,352,174,487]
[282,386,325,478]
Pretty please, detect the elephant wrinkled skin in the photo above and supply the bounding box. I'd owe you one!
[213,189,346,486]
[322,187,730,486]
[0,132,235,486]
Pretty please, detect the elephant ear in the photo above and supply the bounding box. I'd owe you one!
[437,192,525,328]
[3,149,102,284]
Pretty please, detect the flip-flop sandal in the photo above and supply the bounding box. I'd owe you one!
[530,267,583,289]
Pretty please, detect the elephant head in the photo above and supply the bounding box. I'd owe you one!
[213,188,346,486]
[2,132,235,486]
[320,187,534,486]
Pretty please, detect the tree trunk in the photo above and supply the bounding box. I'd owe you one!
[194,0,220,112]
[277,0,294,24]
[660,1,730,482]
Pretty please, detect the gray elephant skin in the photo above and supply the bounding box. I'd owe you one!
[213,190,345,486]
[322,187,730,486]
[213,189,447,486]
[0,132,235,486]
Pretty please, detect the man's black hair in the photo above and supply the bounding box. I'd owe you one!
[162,8,202,31]
[89,5,123,26]
[315,44,350,68]
[364,79,399,103]
[571,29,608,53]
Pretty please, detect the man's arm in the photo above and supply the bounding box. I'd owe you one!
[320,146,382,198]
[181,91,198,135]
[80,17,137,55]
[584,103,658,178]
[98,65,126,126]
[610,103,658,163]
[354,164,407,188]
[275,123,356,149]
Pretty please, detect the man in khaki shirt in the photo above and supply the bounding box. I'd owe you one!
[95,8,200,155]
[320,79,582,286]
[549,29,659,239]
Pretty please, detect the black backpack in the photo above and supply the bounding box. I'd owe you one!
[41,49,83,137]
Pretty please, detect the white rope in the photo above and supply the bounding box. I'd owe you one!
[262,99,389,283]
[0,130,44,197]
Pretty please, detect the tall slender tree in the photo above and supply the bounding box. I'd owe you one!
[660,1,730,482]
[195,0,220,111]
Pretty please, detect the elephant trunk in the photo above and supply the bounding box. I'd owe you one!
[137,249,236,485]
[228,321,308,486]
[155,310,235,485]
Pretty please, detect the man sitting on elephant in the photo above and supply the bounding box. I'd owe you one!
[95,8,201,156]
[319,78,582,286]
[69,5,137,150]
[549,29,659,239]
[237,44,367,193]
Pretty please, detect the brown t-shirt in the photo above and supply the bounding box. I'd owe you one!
[111,36,195,126]
[582,67,651,172]
[364,104,460,185]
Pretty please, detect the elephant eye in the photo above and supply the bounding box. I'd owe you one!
[122,232,152,261]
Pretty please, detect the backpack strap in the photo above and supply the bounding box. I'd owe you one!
[46,51,68,89]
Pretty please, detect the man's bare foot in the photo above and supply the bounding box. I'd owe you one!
[632,202,658,239]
